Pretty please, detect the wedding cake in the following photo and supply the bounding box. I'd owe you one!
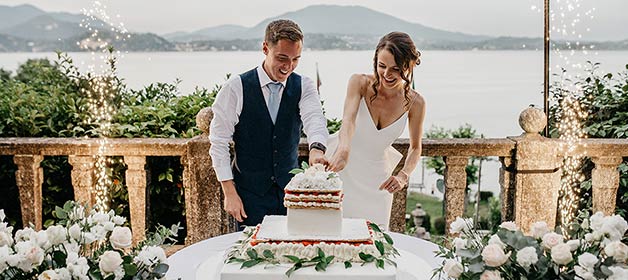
[196,164,399,280]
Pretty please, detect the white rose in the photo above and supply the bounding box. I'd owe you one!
[577,252,598,269]
[38,269,59,280]
[499,221,518,231]
[15,241,44,271]
[516,246,538,269]
[450,217,466,234]
[110,226,133,250]
[91,212,110,225]
[69,205,85,221]
[589,212,604,231]
[15,228,36,242]
[0,231,13,247]
[63,240,80,254]
[453,237,467,253]
[605,215,628,238]
[69,224,82,241]
[134,245,167,266]
[0,246,12,272]
[550,243,573,265]
[46,225,66,246]
[99,251,123,274]
[0,209,4,221]
[66,251,89,279]
[542,232,564,249]
[530,221,550,239]
[90,225,107,241]
[35,230,49,249]
[482,244,510,267]
[443,259,463,278]
[566,240,581,251]
[604,241,628,263]
[480,270,502,280]
[574,265,595,280]
[112,216,126,225]
[103,221,115,232]
[608,266,628,280]
[488,235,506,250]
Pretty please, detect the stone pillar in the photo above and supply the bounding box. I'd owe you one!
[511,106,561,233]
[443,156,468,235]
[183,107,222,245]
[499,156,516,222]
[14,155,44,230]
[124,156,148,245]
[591,156,622,215]
[389,143,409,233]
[68,155,96,206]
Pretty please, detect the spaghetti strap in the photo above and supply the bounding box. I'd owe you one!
[405,92,419,112]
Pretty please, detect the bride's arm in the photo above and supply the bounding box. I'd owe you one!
[328,74,365,171]
[381,92,426,193]
[399,92,426,183]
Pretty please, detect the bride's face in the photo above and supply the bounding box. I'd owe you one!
[376,49,403,89]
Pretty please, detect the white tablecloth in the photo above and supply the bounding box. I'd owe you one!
[166,232,444,280]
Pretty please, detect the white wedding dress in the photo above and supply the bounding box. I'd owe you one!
[326,97,407,230]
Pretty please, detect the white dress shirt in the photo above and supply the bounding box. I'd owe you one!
[209,64,329,181]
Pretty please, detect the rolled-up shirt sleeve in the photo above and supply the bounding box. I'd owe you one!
[299,76,329,147]
[209,76,242,181]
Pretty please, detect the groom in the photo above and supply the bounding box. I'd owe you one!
[209,19,329,227]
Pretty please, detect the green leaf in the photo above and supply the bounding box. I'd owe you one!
[289,168,304,175]
[359,252,375,262]
[317,247,325,258]
[241,259,261,268]
[375,240,385,256]
[383,233,394,245]
[376,259,385,269]
[286,262,302,277]
[344,261,353,268]
[301,161,310,170]
[369,223,382,233]
[325,256,335,264]
[124,263,138,276]
[263,250,274,259]
[152,263,169,277]
[284,255,302,263]
[246,248,258,259]
[315,261,328,272]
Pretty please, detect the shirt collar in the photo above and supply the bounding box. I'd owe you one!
[257,62,287,88]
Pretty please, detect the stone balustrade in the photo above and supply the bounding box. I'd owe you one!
[1,107,627,244]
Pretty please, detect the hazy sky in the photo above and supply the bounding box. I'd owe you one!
[3,0,627,41]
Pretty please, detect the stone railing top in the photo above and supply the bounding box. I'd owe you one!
[0,138,189,156]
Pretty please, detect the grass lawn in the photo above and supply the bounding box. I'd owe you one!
[405,191,491,234]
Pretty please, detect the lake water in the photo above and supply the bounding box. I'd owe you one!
[2,50,627,196]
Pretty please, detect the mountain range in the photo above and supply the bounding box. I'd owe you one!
[1,4,626,52]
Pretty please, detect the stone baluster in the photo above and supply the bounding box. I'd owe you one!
[443,156,468,235]
[183,107,223,245]
[14,155,44,230]
[68,155,96,206]
[389,143,409,233]
[511,106,561,233]
[124,156,148,245]
[499,156,515,222]
[591,156,623,215]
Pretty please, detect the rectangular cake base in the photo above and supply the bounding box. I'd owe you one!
[287,208,342,236]
[219,262,396,280]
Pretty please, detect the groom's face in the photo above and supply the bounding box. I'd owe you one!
[263,39,302,82]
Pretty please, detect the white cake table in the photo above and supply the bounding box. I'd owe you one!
[166,232,445,280]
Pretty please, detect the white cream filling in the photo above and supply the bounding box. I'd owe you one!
[284,201,341,209]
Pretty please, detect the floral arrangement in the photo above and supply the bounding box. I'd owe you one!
[287,163,342,191]
[0,201,180,279]
[435,211,628,279]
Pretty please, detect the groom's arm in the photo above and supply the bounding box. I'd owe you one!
[209,76,247,222]
[299,76,329,165]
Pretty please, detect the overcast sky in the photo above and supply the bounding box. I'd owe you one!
[3,0,627,41]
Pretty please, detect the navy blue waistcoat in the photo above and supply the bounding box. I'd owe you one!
[232,68,302,196]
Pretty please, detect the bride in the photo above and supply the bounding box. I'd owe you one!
[327,31,425,230]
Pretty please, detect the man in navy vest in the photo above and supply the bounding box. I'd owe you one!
[209,19,329,227]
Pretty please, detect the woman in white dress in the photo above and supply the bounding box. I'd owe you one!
[327,32,425,230]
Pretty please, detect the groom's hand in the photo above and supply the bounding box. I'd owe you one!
[221,180,247,222]
[309,149,328,166]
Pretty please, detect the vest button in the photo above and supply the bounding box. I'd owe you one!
[273,135,277,139]
[274,163,278,167]
[270,176,275,181]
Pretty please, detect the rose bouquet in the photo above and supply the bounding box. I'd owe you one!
[0,201,181,279]
[435,212,628,279]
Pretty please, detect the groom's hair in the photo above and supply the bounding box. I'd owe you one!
[265,19,303,46]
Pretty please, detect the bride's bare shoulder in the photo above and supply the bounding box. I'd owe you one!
[349,73,374,90]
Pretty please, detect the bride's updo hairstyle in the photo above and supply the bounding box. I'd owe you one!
[371,32,421,106]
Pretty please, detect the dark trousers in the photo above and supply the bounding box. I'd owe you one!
[236,182,286,230]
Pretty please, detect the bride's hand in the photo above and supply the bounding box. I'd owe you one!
[379,172,409,193]
[328,148,349,172]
